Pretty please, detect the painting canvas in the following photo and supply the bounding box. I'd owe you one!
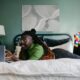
[22,5,60,32]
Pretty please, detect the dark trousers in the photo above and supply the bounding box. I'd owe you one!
[52,48,80,59]
[73,46,80,56]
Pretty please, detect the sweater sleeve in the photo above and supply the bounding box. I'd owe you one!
[29,45,44,60]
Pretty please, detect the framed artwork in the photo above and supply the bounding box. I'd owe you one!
[22,5,60,32]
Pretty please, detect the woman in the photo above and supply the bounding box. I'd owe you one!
[17,29,80,60]
[6,29,80,61]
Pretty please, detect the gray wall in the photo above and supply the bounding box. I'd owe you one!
[0,0,80,51]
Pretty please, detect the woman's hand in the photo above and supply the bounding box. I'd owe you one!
[5,50,19,62]
[11,54,19,61]
[5,50,13,57]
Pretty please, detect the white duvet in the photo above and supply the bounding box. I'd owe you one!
[0,58,80,80]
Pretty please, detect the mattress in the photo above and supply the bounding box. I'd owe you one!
[0,58,80,80]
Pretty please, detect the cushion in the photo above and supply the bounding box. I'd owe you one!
[49,41,73,53]
[44,38,70,47]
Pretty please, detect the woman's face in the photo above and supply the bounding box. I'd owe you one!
[21,35,33,49]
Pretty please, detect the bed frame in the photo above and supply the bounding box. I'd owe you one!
[13,32,72,50]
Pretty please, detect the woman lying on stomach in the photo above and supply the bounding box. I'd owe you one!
[5,29,80,61]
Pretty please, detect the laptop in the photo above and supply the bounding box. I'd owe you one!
[0,45,5,62]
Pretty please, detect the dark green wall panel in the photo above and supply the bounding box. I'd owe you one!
[0,0,22,50]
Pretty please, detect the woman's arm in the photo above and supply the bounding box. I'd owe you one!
[29,45,44,60]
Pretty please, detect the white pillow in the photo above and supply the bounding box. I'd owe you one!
[49,41,74,53]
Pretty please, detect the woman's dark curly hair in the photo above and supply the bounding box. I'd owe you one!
[21,29,43,45]
[21,29,48,53]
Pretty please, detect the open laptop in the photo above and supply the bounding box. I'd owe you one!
[0,45,5,62]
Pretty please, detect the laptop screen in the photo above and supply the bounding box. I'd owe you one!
[0,45,5,62]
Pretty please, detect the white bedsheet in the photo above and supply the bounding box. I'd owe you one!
[0,58,80,80]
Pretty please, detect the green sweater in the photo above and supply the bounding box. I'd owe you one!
[27,43,44,60]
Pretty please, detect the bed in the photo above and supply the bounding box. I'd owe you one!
[0,58,80,80]
[1,32,79,80]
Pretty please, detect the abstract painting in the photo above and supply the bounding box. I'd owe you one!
[22,5,60,32]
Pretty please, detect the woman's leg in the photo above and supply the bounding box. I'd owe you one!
[52,48,80,59]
